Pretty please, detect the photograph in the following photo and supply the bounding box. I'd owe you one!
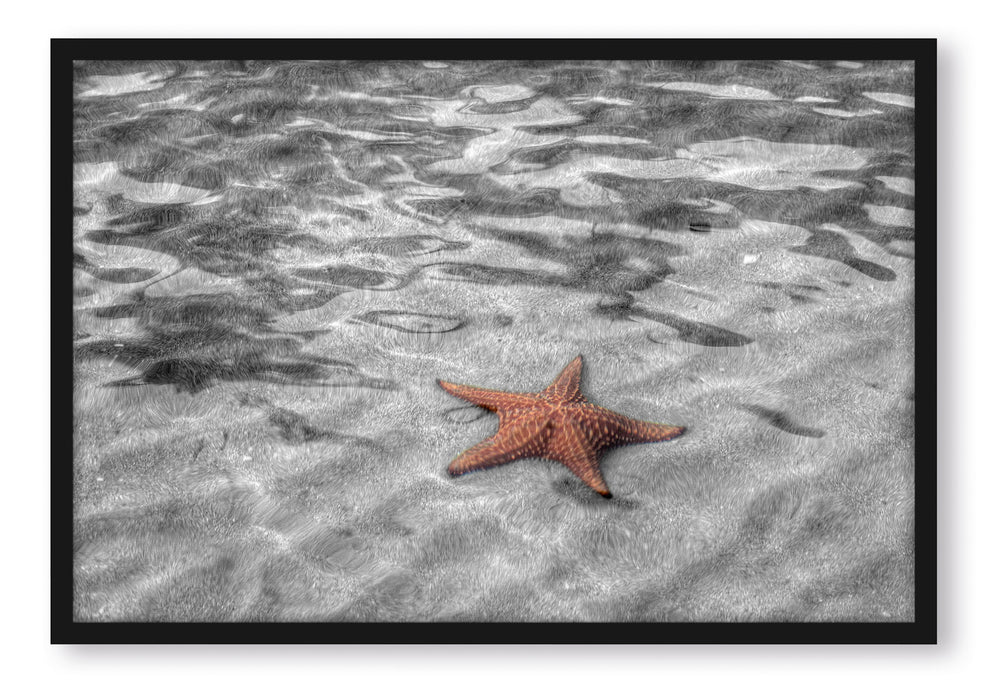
[56,39,933,642]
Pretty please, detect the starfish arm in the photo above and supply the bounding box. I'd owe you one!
[596,409,686,448]
[448,416,552,476]
[538,355,584,403]
[550,420,611,497]
[437,379,535,412]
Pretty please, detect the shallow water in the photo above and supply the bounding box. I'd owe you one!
[72,59,915,622]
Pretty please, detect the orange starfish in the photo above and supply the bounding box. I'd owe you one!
[437,356,685,498]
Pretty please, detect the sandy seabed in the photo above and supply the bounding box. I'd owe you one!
[72,59,915,622]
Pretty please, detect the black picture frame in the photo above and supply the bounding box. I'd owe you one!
[54,38,936,644]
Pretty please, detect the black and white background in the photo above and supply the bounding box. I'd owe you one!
[4,0,982,698]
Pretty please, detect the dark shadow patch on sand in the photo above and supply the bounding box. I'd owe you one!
[404,197,473,222]
[428,261,548,288]
[409,186,569,222]
[352,234,469,257]
[485,221,685,262]
[758,281,826,297]
[101,357,328,393]
[742,404,826,438]
[74,249,163,284]
[351,310,467,334]
[294,264,396,289]
[99,356,396,394]
[241,275,344,314]
[508,140,580,167]
[759,281,826,305]
[596,296,752,347]
[90,203,331,280]
[78,290,392,393]
[466,93,543,115]
[789,229,896,281]
[284,164,362,194]
[101,201,193,230]
[89,267,162,284]
[644,310,753,347]
[635,199,742,233]
[118,143,229,191]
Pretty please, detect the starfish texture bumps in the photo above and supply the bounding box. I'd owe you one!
[437,356,685,498]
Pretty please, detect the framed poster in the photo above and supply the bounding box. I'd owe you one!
[54,38,934,643]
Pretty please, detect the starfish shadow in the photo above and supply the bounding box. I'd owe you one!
[789,229,896,281]
[551,476,641,509]
[741,404,826,439]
